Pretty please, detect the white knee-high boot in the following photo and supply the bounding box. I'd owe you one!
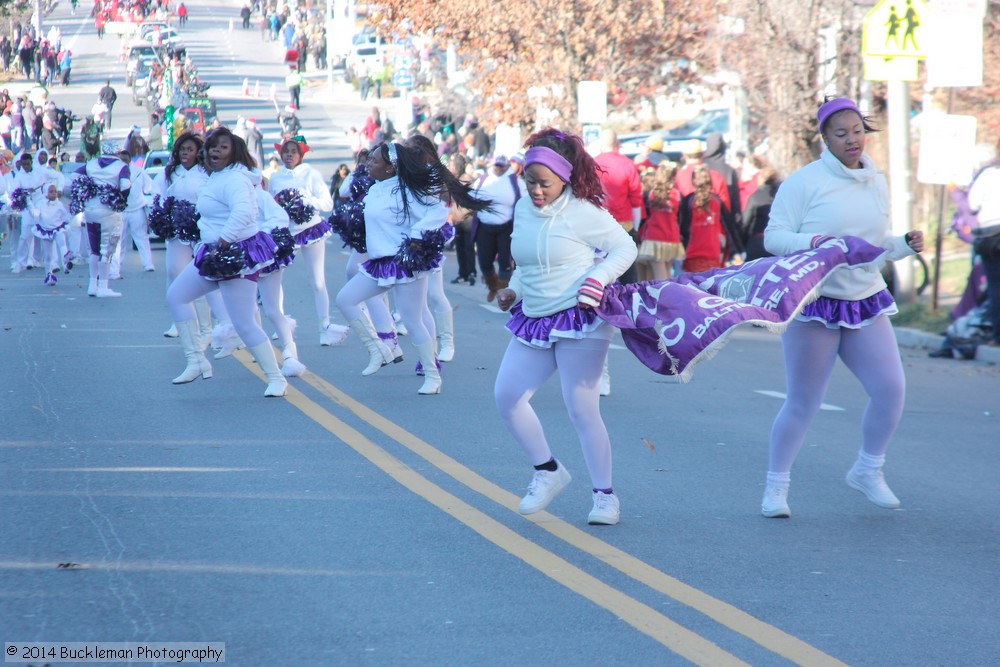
[247,342,288,397]
[172,320,213,384]
[281,341,307,377]
[415,341,441,395]
[194,298,213,351]
[349,318,395,376]
[434,307,455,362]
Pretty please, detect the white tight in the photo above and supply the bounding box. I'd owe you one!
[165,239,228,325]
[768,316,906,473]
[427,264,451,326]
[345,250,395,333]
[166,262,266,348]
[258,269,295,347]
[336,273,432,345]
[297,240,330,329]
[494,335,613,489]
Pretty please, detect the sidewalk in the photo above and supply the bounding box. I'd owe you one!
[895,326,1000,364]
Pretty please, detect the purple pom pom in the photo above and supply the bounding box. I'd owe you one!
[274,188,316,226]
[395,228,447,272]
[171,200,201,244]
[149,196,173,238]
[195,242,246,280]
[10,188,29,212]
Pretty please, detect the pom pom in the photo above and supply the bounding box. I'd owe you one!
[98,184,128,212]
[395,228,447,272]
[171,200,201,244]
[269,227,296,263]
[10,187,29,212]
[195,242,247,280]
[274,188,316,226]
[69,177,98,214]
[148,195,173,238]
[329,199,367,253]
[350,164,374,199]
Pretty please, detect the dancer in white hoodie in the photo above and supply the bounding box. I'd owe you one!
[760,97,925,518]
[70,150,132,297]
[165,127,286,397]
[267,135,348,346]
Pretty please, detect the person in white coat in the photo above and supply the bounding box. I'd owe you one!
[253,181,307,377]
[10,152,46,273]
[335,141,490,394]
[760,97,925,519]
[32,183,71,285]
[267,136,348,346]
[70,151,132,297]
[493,129,637,526]
[164,127,286,397]
[110,149,155,277]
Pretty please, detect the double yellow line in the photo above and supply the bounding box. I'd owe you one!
[238,352,847,666]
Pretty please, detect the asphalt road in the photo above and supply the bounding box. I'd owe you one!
[1,2,999,666]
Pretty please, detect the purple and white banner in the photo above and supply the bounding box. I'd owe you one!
[595,236,889,382]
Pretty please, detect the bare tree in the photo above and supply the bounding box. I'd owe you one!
[373,0,713,132]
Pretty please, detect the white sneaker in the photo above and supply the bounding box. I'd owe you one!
[320,322,349,346]
[846,467,900,509]
[588,492,620,525]
[518,463,571,515]
[163,323,179,338]
[761,486,791,518]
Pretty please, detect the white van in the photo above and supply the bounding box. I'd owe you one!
[346,32,386,73]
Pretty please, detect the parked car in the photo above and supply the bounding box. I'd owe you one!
[131,58,156,105]
[142,27,186,57]
[618,108,730,161]
[144,149,172,241]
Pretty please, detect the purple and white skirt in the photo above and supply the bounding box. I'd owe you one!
[33,222,68,240]
[796,289,898,329]
[292,219,332,248]
[505,302,612,349]
[360,256,422,286]
[194,231,277,281]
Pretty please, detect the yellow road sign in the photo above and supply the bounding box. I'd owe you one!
[863,0,930,59]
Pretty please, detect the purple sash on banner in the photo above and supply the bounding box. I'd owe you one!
[595,236,888,382]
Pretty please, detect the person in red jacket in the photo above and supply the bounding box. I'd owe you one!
[594,129,641,283]
[675,139,731,213]
[678,165,740,272]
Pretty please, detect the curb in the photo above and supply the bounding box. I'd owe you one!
[896,327,1000,365]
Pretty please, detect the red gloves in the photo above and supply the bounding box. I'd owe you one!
[577,277,604,308]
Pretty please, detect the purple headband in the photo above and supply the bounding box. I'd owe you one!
[817,98,863,133]
[524,146,573,183]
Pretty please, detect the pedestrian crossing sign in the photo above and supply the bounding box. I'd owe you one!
[863,0,930,59]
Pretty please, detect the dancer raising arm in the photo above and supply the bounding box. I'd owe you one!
[335,141,490,394]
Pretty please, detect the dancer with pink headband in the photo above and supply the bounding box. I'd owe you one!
[494,128,637,526]
[760,97,925,518]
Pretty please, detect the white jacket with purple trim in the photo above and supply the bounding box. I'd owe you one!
[362,176,448,260]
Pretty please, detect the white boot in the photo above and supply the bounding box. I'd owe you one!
[96,279,121,298]
[435,308,455,362]
[415,341,441,395]
[248,342,288,397]
[281,342,307,377]
[172,320,213,384]
[349,318,395,376]
[378,331,405,364]
[213,322,244,359]
[320,321,350,346]
[163,323,179,338]
[87,278,98,296]
[194,298,213,351]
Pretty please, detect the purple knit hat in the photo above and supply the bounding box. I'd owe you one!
[817,98,863,133]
